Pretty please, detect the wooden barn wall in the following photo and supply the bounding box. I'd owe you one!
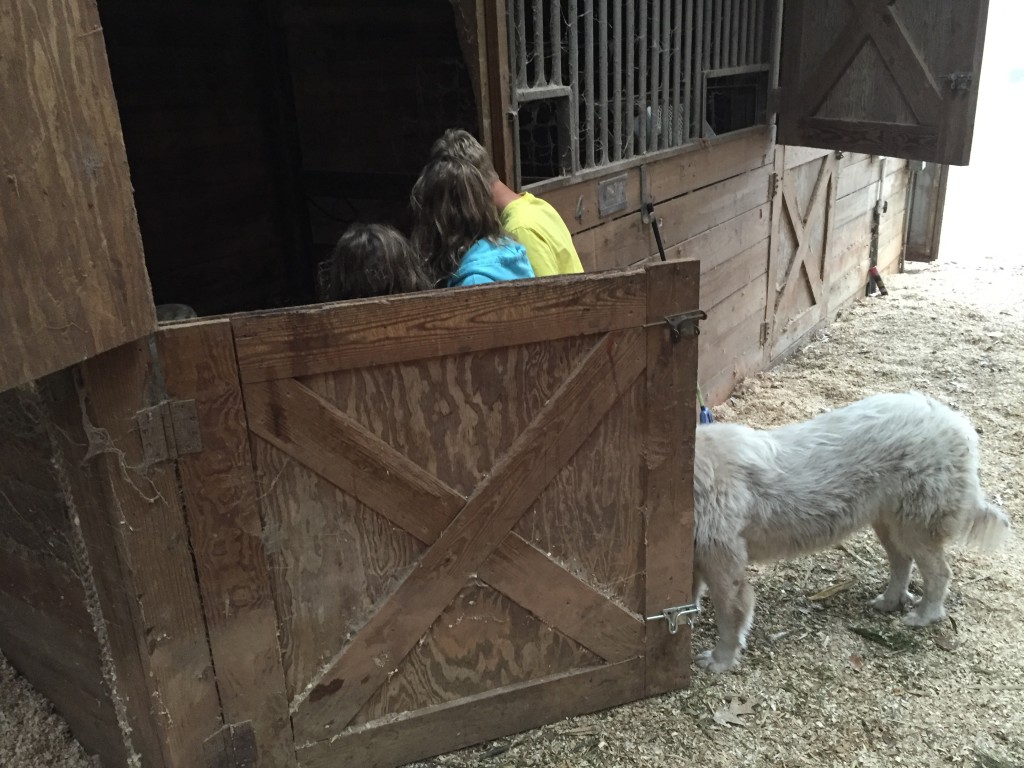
[97,0,301,315]
[535,129,910,405]
[829,153,911,312]
[281,0,480,261]
[0,380,136,766]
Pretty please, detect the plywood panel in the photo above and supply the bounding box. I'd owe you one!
[352,583,601,724]
[0,0,154,393]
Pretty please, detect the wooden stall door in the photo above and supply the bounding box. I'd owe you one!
[778,0,989,166]
[766,148,839,360]
[227,263,699,768]
[0,0,155,393]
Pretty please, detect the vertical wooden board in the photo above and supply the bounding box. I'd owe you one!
[302,337,597,497]
[0,387,76,564]
[78,339,223,768]
[39,370,168,767]
[643,261,699,695]
[0,0,155,393]
[156,321,295,768]
[351,582,601,726]
[251,437,424,699]
[513,377,646,613]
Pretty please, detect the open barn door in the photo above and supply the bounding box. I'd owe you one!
[778,0,989,165]
[0,0,156,393]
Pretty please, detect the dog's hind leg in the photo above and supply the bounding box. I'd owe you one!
[695,544,754,673]
[901,538,951,626]
[870,520,918,612]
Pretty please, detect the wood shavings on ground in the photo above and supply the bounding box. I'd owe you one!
[2,251,1022,767]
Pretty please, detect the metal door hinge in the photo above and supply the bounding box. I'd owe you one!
[768,172,779,200]
[136,399,202,464]
[759,321,769,347]
[646,603,700,634]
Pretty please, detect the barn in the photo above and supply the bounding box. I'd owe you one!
[0,1,988,766]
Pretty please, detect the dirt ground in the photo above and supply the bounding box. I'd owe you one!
[3,249,1022,768]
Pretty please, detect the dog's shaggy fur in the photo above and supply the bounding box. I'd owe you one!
[692,392,1010,673]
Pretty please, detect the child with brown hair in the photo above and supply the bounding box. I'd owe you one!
[317,223,431,301]
[430,128,584,277]
[410,156,535,288]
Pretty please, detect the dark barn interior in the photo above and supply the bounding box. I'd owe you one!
[97,0,479,316]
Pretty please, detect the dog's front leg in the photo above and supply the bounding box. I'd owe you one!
[695,544,754,673]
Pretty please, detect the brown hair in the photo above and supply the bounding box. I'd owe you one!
[410,157,502,285]
[429,128,499,184]
[317,223,430,301]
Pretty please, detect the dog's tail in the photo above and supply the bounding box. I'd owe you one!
[962,499,1012,551]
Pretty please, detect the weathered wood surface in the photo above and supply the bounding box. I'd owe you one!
[0,0,154,393]
[156,321,295,767]
[778,0,989,165]
[643,261,699,695]
[232,271,646,383]
[78,340,224,768]
[0,381,142,766]
[297,660,645,768]
[291,328,647,740]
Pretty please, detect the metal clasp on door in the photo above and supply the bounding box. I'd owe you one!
[646,603,701,635]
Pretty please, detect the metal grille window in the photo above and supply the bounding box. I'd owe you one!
[509,0,775,185]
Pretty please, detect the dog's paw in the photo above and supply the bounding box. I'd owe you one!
[902,606,947,627]
[695,649,739,674]
[870,590,919,613]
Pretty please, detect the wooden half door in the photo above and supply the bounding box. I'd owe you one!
[0,0,155,393]
[766,148,839,360]
[229,263,699,768]
[778,0,990,165]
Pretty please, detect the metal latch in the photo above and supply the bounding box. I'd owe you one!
[945,72,973,92]
[664,310,707,342]
[136,399,203,464]
[646,603,701,635]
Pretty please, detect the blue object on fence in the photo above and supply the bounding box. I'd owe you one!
[698,387,715,424]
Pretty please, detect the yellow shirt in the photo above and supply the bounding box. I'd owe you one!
[501,193,584,277]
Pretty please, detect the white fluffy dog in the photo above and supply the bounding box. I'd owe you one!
[692,392,1010,673]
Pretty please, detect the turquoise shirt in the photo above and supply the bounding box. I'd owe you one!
[448,237,535,287]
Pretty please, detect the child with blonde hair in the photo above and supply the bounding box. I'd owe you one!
[430,128,584,277]
[411,157,534,288]
[317,223,431,301]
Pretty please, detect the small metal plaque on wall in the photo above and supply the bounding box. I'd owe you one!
[597,173,628,217]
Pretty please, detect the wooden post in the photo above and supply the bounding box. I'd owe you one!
[156,321,295,767]
[643,260,700,696]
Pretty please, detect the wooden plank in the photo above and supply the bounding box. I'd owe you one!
[660,202,771,275]
[233,270,646,383]
[297,659,645,768]
[293,328,648,740]
[245,377,465,544]
[79,339,224,768]
[702,317,765,404]
[537,127,773,235]
[42,370,168,767]
[794,118,939,162]
[783,145,832,170]
[156,321,295,768]
[699,239,771,312]
[247,377,644,666]
[702,270,770,345]
[478,534,644,663]
[594,164,772,271]
[0,0,155,393]
[643,261,698,696]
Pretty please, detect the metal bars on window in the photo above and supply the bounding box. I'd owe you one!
[509,0,772,182]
